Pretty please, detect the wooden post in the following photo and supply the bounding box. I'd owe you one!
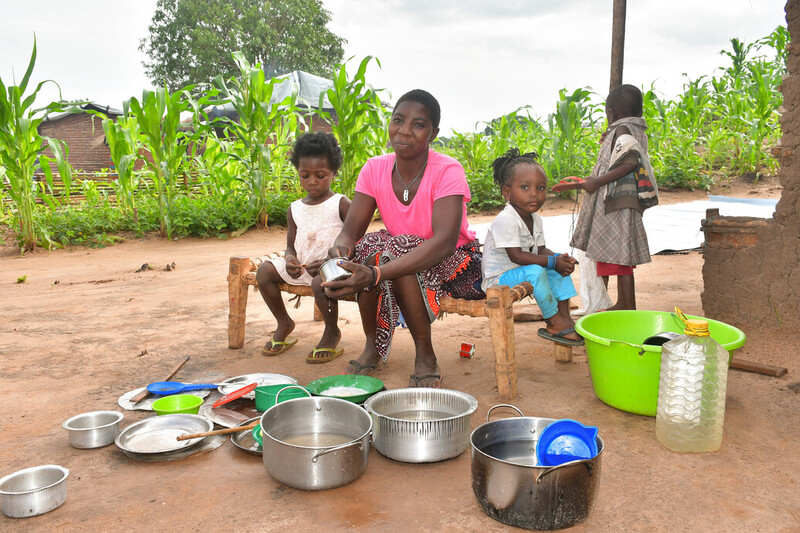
[228,256,252,349]
[486,285,518,400]
[609,0,627,93]
[554,344,573,363]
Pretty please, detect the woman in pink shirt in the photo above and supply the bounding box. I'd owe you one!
[320,90,482,388]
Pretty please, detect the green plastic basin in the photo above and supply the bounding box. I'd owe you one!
[575,310,746,417]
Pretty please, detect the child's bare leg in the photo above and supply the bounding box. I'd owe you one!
[393,274,438,380]
[344,287,381,374]
[255,261,295,343]
[311,276,341,350]
[615,274,636,310]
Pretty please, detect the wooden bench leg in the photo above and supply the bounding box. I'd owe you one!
[228,256,251,349]
[554,344,573,363]
[486,285,518,400]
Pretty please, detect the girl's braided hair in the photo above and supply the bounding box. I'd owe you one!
[491,148,541,188]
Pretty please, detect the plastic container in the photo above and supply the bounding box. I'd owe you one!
[254,385,310,411]
[575,311,745,416]
[655,319,729,452]
[536,419,599,466]
[151,394,203,415]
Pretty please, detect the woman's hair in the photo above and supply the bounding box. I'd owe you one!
[290,131,343,172]
[395,89,441,129]
[491,148,542,187]
[606,84,643,118]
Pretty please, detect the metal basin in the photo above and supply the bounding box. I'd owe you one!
[470,405,603,530]
[260,396,372,490]
[62,411,124,449]
[364,388,478,463]
[0,465,69,518]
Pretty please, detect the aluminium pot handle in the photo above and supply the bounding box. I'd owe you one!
[535,459,595,485]
[311,440,363,463]
[486,404,525,422]
[275,385,312,403]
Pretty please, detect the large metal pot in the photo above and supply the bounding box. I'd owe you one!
[363,388,478,463]
[62,411,123,449]
[470,405,603,530]
[0,465,70,518]
[259,392,372,490]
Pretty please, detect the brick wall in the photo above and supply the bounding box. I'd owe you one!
[39,113,116,172]
[701,0,800,331]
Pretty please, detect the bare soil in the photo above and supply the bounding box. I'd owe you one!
[2,175,798,531]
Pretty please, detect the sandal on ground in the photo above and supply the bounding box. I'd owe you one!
[261,336,298,356]
[537,327,584,347]
[306,347,344,364]
[344,359,381,376]
[408,368,443,388]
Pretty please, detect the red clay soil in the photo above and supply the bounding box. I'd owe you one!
[2,176,798,532]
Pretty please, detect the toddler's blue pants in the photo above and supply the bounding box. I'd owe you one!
[498,265,577,320]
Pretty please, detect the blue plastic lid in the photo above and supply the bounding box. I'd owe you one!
[536,419,599,466]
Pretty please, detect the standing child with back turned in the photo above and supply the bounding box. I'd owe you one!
[482,149,583,346]
[256,132,350,363]
[560,84,658,311]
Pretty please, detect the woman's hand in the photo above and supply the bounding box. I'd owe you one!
[327,244,353,260]
[555,254,577,276]
[580,177,602,194]
[285,256,304,279]
[322,261,374,299]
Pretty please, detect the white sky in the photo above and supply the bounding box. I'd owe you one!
[0,0,788,134]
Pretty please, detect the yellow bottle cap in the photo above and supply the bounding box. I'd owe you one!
[684,319,710,337]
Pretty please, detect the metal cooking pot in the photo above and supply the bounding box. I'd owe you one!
[319,257,352,282]
[259,390,372,490]
[0,465,70,518]
[470,405,603,530]
[364,388,478,463]
[62,411,124,449]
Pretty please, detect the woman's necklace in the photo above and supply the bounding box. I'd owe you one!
[393,159,427,202]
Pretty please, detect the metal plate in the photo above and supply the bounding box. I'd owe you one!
[115,414,213,454]
[122,434,226,462]
[229,417,262,456]
[199,393,260,429]
[117,387,210,411]
[217,373,297,399]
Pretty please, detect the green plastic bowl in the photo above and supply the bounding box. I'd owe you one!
[151,394,204,415]
[254,385,310,412]
[306,375,384,404]
[575,310,746,417]
[252,423,263,446]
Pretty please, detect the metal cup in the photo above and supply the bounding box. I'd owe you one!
[319,257,352,282]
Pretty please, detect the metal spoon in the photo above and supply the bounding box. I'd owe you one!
[146,381,222,395]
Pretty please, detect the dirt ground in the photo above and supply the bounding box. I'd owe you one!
[2,175,799,532]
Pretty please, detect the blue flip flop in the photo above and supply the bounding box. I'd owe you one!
[537,328,584,347]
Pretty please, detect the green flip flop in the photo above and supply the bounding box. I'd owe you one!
[261,336,298,356]
[306,347,344,364]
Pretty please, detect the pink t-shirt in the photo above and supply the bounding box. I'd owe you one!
[355,150,476,248]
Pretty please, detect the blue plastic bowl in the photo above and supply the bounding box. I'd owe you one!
[536,419,599,466]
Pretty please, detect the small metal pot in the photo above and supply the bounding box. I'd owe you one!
[319,257,352,282]
[364,388,478,463]
[470,405,603,530]
[0,465,70,518]
[62,411,124,449]
[260,392,372,490]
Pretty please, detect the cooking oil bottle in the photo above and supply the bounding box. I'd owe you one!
[655,316,729,452]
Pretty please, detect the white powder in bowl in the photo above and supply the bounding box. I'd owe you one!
[320,385,369,397]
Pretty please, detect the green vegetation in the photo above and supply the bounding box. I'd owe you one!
[0,27,787,251]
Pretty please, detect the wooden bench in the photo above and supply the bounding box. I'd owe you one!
[228,255,572,400]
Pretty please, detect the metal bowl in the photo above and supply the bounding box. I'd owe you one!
[62,411,124,449]
[364,388,478,463]
[319,257,352,282]
[0,465,69,518]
